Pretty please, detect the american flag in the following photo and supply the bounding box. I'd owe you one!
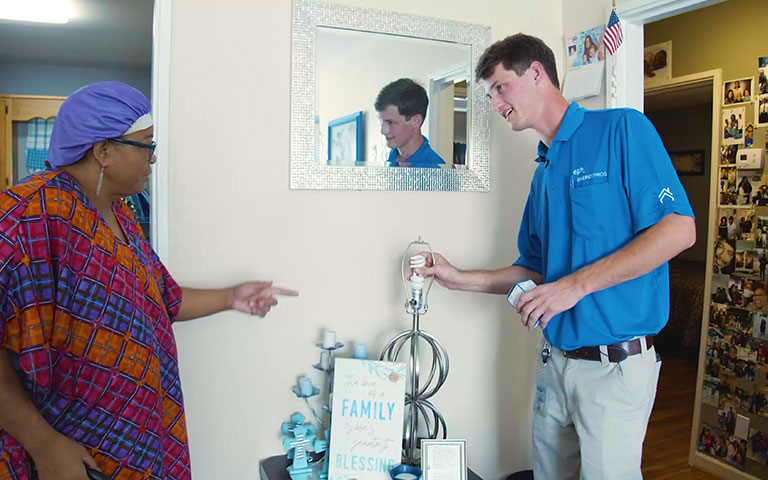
[604,8,623,55]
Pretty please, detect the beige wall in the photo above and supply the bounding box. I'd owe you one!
[166,0,562,478]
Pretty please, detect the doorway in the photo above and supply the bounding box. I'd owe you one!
[645,73,718,362]
[0,0,170,252]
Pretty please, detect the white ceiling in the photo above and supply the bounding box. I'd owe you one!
[0,0,153,70]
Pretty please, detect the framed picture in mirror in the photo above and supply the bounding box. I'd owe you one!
[328,111,363,166]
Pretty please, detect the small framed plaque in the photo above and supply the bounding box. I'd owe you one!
[421,439,467,480]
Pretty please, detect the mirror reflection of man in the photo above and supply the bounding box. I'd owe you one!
[375,78,445,168]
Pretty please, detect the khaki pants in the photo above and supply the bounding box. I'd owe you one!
[532,339,661,479]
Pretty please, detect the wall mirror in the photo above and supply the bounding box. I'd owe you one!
[290,0,491,191]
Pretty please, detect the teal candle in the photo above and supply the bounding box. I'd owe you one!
[298,376,313,396]
[353,343,367,359]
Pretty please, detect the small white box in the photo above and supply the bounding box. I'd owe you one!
[507,279,540,328]
[736,148,764,169]
[507,279,537,308]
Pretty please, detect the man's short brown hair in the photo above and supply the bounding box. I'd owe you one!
[475,33,559,89]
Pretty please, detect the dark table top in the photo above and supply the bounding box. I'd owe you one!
[259,454,483,480]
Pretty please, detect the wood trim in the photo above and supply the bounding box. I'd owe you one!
[7,96,64,121]
[2,94,66,101]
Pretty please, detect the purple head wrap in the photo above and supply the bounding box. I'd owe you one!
[48,81,152,167]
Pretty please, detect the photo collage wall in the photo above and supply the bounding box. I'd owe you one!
[701,56,768,475]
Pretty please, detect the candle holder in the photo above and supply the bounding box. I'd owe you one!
[283,331,343,479]
[313,338,343,416]
[381,237,450,465]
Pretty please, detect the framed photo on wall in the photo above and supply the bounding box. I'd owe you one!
[669,149,704,176]
[757,94,768,128]
[327,111,363,166]
[723,77,754,106]
[723,107,746,145]
[644,41,671,86]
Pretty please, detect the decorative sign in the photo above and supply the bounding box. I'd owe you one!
[328,358,406,480]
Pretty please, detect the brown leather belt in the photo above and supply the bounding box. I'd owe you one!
[562,336,654,363]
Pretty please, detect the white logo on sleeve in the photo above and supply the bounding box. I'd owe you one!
[572,167,584,176]
[658,187,675,203]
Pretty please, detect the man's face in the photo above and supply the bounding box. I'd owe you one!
[755,289,767,309]
[377,105,420,149]
[482,63,535,131]
[716,240,734,267]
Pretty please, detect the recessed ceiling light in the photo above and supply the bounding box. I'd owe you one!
[0,0,71,24]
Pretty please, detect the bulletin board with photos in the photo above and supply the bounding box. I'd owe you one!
[700,55,768,476]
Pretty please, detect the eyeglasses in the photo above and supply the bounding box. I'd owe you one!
[111,138,157,161]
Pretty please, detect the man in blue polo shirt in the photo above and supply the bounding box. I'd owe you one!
[416,34,695,478]
[375,78,445,168]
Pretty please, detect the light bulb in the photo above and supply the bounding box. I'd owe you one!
[408,255,427,309]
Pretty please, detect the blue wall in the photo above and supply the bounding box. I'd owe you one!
[0,63,151,98]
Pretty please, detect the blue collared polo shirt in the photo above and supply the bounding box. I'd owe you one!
[514,103,694,350]
[386,135,445,168]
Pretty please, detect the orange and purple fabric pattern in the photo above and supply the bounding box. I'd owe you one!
[0,171,189,479]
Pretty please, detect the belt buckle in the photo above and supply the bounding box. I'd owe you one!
[608,345,628,363]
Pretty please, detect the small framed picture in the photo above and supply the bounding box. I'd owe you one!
[421,439,467,480]
[723,107,746,145]
[644,41,671,86]
[757,94,768,128]
[723,77,754,106]
[327,111,363,166]
[669,149,704,176]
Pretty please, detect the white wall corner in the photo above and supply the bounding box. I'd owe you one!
[151,0,172,264]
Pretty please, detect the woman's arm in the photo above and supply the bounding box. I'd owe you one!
[176,282,298,322]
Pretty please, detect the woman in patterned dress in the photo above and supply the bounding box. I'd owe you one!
[0,82,297,480]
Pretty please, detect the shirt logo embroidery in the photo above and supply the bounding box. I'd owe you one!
[658,187,675,203]
[574,170,607,183]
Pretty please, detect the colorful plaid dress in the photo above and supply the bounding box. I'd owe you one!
[0,171,190,480]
